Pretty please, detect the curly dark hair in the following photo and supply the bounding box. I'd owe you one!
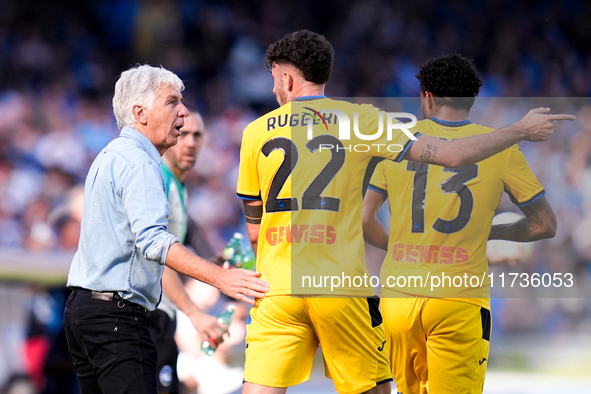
[264,30,334,84]
[416,54,482,111]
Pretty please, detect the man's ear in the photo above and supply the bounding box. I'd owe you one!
[133,105,148,125]
[286,72,294,92]
[424,91,436,109]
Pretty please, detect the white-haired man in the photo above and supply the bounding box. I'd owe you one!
[63,65,268,394]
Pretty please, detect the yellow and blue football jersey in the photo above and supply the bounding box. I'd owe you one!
[370,118,544,308]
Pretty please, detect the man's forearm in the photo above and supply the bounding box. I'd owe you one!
[446,125,521,167]
[410,125,521,168]
[161,266,199,317]
[488,216,555,242]
[362,189,390,250]
[488,218,534,242]
[489,196,556,242]
[363,218,389,250]
[243,201,262,257]
[165,241,269,305]
[245,223,260,257]
[406,108,575,167]
[165,242,224,289]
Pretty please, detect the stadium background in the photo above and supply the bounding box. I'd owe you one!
[0,0,590,393]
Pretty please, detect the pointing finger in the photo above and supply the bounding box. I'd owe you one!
[548,114,576,121]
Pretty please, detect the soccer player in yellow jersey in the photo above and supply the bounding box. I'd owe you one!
[237,31,572,394]
[363,54,558,394]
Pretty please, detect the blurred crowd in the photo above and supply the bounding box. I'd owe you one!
[1,0,591,392]
[1,0,591,251]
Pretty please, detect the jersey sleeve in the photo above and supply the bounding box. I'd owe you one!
[362,105,419,162]
[236,125,262,201]
[368,160,389,198]
[503,145,545,206]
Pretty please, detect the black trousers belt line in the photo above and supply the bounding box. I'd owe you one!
[72,287,120,300]
[70,288,148,311]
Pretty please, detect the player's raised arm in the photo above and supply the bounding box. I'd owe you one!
[403,108,576,167]
[362,188,390,251]
[488,195,557,242]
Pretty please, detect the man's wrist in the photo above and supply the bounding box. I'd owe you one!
[184,304,203,319]
[507,121,526,142]
[209,264,225,290]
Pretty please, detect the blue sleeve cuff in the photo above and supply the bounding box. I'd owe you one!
[395,132,421,163]
[237,192,262,201]
[368,184,388,197]
[505,189,546,207]
[517,190,545,207]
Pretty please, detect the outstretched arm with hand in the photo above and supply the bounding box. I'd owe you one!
[165,242,269,305]
[404,108,576,167]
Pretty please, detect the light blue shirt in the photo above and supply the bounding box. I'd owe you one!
[67,126,179,310]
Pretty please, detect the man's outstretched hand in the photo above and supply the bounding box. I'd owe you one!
[517,107,576,142]
[217,269,268,304]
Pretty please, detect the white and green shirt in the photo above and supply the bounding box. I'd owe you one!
[158,161,189,317]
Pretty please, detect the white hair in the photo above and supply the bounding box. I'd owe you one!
[112,65,185,130]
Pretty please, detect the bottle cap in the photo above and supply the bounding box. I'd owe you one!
[226,303,237,313]
[234,232,243,239]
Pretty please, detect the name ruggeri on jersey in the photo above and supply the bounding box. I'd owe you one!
[269,109,418,153]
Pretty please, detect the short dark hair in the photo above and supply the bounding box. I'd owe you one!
[416,54,482,111]
[264,30,334,84]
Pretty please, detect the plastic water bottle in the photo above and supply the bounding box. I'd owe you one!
[223,233,244,268]
[200,304,236,356]
[241,246,256,270]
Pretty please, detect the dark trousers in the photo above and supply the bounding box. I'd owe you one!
[63,288,159,394]
[148,309,180,393]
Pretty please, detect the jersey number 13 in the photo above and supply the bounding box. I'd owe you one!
[407,161,478,234]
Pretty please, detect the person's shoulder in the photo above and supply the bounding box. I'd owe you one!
[415,119,494,138]
[416,119,431,128]
[160,162,176,188]
[291,97,378,113]
[470,122,495,135]
[375,156,404,175]
[100,137,158,172]
[245,105,278,129]
[242,104,293,139]
[326,99,378,114]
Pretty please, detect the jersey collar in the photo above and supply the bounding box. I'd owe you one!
[429,117,471,127]
[292,95,327,101]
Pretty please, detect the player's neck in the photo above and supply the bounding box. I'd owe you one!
[431,106,469,122]
[289,82,325,102]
